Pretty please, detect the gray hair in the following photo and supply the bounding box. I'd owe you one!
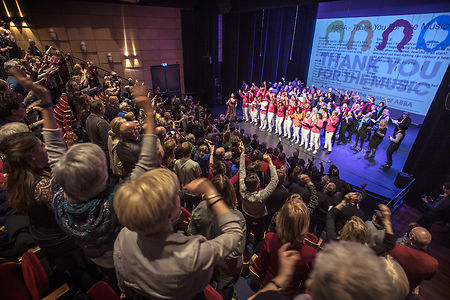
[380,255,409,300]
[53,143,108,203]
[4,60,19,72]
[311,241,394,300]
[0,122,30,144]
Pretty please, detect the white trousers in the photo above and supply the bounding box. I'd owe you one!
[284,119,293,138]
[267,112,275,131]
[310,131,321,150]
[293,126,301,143]
[251,109,258,123]
[260,113,267,129]
[300,128,310,146]
[275,116,284,134]
[324,131,334,151]
[243,107,249,121]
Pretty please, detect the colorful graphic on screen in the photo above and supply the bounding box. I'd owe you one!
[307,13,450,121]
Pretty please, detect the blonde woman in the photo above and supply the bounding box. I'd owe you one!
[367,118,387,158]
[108,117,126,176]
[250,195,317,296]
[114,176,243,299]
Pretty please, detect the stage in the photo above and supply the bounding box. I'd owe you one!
[210,106,420,201]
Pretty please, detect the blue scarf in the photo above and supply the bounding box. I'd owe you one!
[52,180,122,254]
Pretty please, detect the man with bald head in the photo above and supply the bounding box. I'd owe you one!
[389,226,438,291]
[155,126,166,141]
[116,121,142,174]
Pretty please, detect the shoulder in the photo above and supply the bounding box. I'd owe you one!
[34,176,52,205]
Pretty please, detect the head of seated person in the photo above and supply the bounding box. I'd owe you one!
[310,241,394,300]
[0,132,48,213]
[114,168,180,235]
[120,121,140,142]
[245,173,260,192]
[0,122,29,144]
[212,174,237,209]
[0,91,26,123]
[53,143,108,203]
[276,194,309,247]
[339,216,368,244]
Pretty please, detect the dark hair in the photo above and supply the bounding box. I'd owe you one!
[211,175,237,209]
[90,100,104,114]
[278,152,286,162]
[180,142,192,157]
[244,173,260,192]
[0,91,24,119]
[273,148,280,157]
[0,132,45,213]
[266,147,273,155]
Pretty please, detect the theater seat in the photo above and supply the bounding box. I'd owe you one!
[21,251,49,300]
[203,284,223,300]
[0,262,32,300]
[87,281,120,300]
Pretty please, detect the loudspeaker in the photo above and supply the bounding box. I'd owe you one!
[394,172,414,189]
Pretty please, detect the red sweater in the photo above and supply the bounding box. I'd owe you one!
[311,119,323,134]
[389,244,438,291]
[251,232,317,293]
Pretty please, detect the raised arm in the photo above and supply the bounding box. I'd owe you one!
[184,178,243,270]
[258,154,279,201]
[129,85,158,180]
[10,68,64,170]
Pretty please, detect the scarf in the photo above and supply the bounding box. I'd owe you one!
[52,180,122,256]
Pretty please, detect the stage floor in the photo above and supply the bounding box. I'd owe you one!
[210,106,420,200]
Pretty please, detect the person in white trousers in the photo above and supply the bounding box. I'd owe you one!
[300,111,312,147]
[267,97,277,132]
[324,111,339,153]
[259,97,269,129]
[250,98,259,124]
[291,106,302,144]
[283,105,294,139]
[308,113,324,154]
[239,90,250,122]
[275,101,285,135]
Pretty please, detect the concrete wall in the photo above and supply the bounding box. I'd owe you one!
[11,0,184,91]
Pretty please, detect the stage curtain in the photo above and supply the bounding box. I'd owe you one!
[221,4,318,98]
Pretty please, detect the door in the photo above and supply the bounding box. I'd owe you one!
[150,64,181,99]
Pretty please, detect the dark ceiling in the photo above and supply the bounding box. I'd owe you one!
[78,0,339,12]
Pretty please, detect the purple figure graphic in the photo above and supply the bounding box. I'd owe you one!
[376,19,413,52]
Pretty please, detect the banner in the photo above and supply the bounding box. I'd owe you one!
[306,13,450,118]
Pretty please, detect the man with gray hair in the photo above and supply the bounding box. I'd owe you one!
[0,122,29,144]
[389,227,438,291]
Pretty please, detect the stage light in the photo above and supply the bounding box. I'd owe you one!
[49,28,57,41]
[107,53,113,63]
[161,62,167,67]
[2,0,11,18]
[15,0,23,18]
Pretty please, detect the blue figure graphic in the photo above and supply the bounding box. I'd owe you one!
[417,15,450,53]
